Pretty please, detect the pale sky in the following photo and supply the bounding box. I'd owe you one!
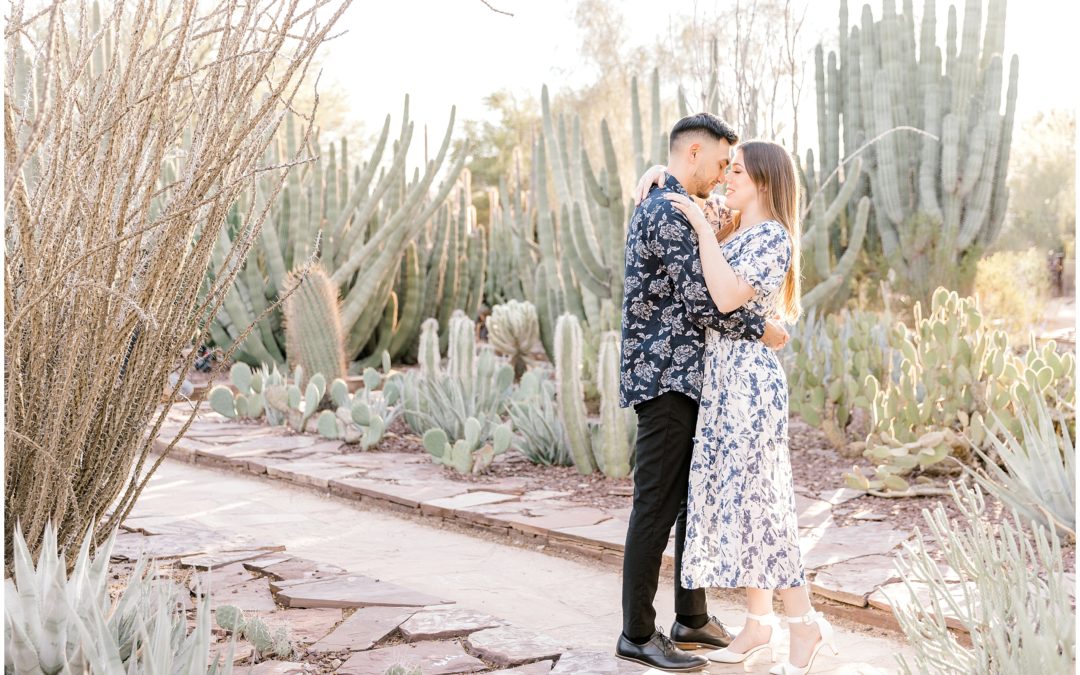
[316,0,1076,161]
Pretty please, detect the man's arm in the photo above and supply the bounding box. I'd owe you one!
[649,198,765,340]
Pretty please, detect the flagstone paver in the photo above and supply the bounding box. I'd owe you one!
[273,573,450,609]
[466,625,565,667]
[868,581,979,631]
[308,605,415,652]
[259,608,342,645]
[800,522,912,570]
[209,577,280,612]
[182,548,280,569]
[245,556,349,582]
[421,490,520,518]
[336,640,487,674]
[191,562,254,594]
[399,606,505,641]
[110,529,283,562]
[548,650,649,673]
[246,662,308,674]
[796,493,835,529]
[810,555,902,607]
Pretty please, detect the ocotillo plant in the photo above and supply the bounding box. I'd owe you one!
[812,0,1018,302]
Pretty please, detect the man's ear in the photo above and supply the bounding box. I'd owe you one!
[687,142,701,162]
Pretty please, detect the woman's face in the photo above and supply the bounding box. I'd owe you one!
[723,149,759,212]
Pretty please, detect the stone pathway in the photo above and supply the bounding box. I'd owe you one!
[151,404,956,638]
[128,457,914,673]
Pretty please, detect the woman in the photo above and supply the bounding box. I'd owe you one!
[634,141,838,675]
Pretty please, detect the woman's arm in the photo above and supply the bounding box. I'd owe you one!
[663,193,754,313]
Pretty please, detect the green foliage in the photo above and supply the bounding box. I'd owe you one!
[384,665,423,675]
[974,248,1051,343]
[966,396,1075,540]
[507,368,574,466]
[4,524,234,674]
[846,288,1075,494]
[207,362,266,420]
[401,313,514,469]
[892,482,1073,674]
[997,109,1075,255]
[423,420,513,474]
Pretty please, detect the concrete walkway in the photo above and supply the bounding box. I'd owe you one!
[130,459,913,674]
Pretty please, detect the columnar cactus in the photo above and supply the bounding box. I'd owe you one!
[486,300,539,380]
[813,0,1018,301]
[208,97,469,368]
[282,264,347,384]
[554,313,598,474]
[593,331,635,477]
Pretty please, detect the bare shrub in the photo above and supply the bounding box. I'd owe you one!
[4,0,351,567]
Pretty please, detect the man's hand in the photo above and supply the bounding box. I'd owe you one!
[761,319,790,351]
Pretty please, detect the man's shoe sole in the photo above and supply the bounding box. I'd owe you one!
[672,640,727,650]
[614,653,708,672]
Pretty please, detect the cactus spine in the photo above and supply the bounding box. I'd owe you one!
[282,264,346,384]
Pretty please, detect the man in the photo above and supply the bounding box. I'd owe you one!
[616,112,788,672]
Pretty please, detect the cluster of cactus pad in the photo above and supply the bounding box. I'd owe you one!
[840,289,1074,493]
[785,308,894,451]
[316,352,402,449]
[402,314,515,473]
[215,605,291,660]
[208,362,325,432]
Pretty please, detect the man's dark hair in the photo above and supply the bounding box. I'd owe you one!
[668,112,738,151]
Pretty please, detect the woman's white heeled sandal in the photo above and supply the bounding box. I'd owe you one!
[768,608,840,675]
[706,611,782,664]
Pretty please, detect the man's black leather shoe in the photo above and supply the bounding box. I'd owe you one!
[670,615,736,649]
[615,630,708,672]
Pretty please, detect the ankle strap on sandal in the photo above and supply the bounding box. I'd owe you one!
[784,608,823,625]
[746,611,781,627]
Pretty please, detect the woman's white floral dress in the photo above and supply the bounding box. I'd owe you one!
[681,219,806,590]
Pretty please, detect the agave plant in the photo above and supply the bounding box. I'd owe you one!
[4,523,234,673]
[966,396,1075,541]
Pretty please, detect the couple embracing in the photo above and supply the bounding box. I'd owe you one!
[615,112,840,674]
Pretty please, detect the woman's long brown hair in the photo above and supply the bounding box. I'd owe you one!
[737,140,802,323]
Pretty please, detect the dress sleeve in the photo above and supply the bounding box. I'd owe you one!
[730,221,791,297]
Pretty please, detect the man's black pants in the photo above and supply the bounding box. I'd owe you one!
[622,391,706,638]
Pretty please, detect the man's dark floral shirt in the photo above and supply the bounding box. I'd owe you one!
[619,174,765,408]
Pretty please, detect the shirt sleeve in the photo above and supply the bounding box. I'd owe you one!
[648,197,764,340]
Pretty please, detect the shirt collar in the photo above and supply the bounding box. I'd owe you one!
[664,173,689,196]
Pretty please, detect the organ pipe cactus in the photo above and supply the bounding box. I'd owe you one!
[593,331,636,477]
[813,0,1018,301]
[554,314,597,474]
[208,97,468,368]
[486,300,540,380]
